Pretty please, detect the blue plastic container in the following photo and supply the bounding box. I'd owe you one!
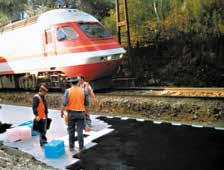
[18,120,39,136]
[18,120,33,126]
[44,140,65,158]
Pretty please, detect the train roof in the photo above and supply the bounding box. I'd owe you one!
[38,9,99,28]
[1,8,99,32]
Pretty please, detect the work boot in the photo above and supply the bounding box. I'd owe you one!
[79,146,85,152]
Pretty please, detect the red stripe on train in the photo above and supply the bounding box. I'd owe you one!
[0,57,7,63]
[56,45,121,55]
[0,70,14,75]
[0,60,121,80]
[59,60,121,81]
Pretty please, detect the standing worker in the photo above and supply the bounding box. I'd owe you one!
[78,75,97,131]
[79,74,97,108]
[61,76,87,152]
[32,84,49,147]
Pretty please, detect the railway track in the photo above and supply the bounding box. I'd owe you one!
[0,87,224,99]
[99,87,224,99]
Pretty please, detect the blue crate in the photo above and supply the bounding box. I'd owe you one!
[44,140,65,158]
[18,120,39,136]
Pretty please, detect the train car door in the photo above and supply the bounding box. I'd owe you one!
[43,28,56,57]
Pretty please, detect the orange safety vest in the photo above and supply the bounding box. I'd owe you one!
[66,86,85,111]
[35,94,46,119]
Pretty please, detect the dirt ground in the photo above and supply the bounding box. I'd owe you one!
[0,141,54,170]
[0,91,224,126]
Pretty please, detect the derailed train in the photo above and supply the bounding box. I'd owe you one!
[0,8,125,90]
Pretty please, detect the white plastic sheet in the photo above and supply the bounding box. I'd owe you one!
[0,104,113,169]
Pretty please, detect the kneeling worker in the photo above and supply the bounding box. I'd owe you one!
[61,76,87,152]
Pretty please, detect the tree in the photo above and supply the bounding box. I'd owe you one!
[0,0,27,25]
[103,0,164,46]
[79,0,114,21]
[102,0,224,47]
[23,0,113,20]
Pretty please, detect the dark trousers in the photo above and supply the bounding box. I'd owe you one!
[67,111,85,149]
[39,119,47,146]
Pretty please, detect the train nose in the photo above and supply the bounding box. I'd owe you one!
[99,53,125,62]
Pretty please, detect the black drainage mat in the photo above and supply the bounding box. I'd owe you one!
[67,116,224,170]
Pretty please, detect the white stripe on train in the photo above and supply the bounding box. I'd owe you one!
[0,48,125,73]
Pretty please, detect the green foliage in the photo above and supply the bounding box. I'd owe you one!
[79,0,114,21]
[102,10,116,35]
[0,0,114,25]
[0,0,27,25]
[103,0,224,47]
[24,0,77,16]
[103,0,157,45]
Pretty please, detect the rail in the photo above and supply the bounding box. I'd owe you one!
[101,87,224,99]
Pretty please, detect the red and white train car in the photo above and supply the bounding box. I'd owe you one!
[0,8,125,90]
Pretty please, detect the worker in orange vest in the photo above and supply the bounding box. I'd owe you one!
[32,84,49,146]
[61,76,87,152]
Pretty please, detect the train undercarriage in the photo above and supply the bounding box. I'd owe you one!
[0,71,67,91]
[0,72,115,91]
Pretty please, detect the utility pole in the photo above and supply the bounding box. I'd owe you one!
[115,0,131,47]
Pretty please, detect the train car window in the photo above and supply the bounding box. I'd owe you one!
[45,29,52,44]
[56,26,78,41]
[78,22,111,38]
